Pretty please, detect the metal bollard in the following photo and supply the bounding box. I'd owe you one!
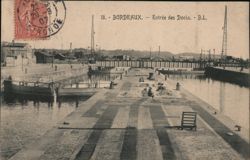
[176,82,180,91]
[235,125,241,131]
[109,81,114,89]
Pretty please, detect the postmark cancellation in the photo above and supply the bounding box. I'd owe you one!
[15,0,66,40]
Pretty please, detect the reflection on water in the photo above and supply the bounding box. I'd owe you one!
[169,74,249,130]
[3,94,90,108]
[219,82,225,114]
[0,94,90,160]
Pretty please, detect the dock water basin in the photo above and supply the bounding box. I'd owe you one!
[166,74,249,132]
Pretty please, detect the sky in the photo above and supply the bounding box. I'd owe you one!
[1,1,249,59]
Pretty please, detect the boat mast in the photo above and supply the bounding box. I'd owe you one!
[221,6,227,61]
[150,47,152,59]
[91,15,95,55]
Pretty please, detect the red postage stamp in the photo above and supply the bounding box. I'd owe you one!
[15,0,66,40]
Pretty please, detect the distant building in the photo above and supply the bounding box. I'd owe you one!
[113,55,130,60]
[1,41,35,66]
[34,51,53,63]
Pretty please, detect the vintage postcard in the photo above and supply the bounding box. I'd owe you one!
[1,1,249,160]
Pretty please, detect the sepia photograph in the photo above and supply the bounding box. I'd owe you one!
[1,1,249,160]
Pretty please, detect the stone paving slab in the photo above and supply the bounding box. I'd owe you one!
[39,130,91,160]
[90,130,124,160]
[137,106,153,129]
[120,128,137,160]
[137,130,163,160]
[111,106,130,129]
[58,117,98,129]
[9,129,92,160]
[167,129,242,160]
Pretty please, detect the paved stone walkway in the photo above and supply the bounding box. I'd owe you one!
[9,69,248,160]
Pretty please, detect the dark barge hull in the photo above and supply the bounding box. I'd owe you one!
[3,80,54,97]
[160,70,205,75]
[204,67,250,87]
[3,80,97,98]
